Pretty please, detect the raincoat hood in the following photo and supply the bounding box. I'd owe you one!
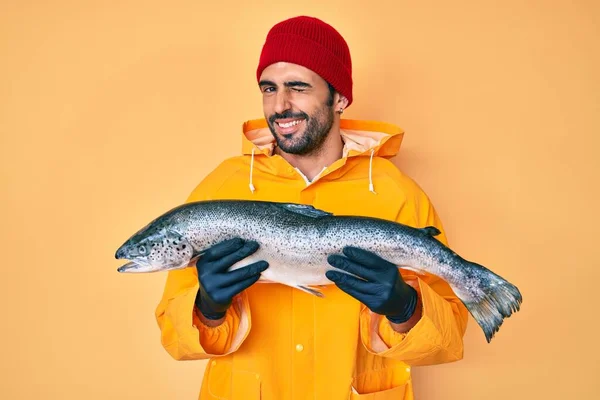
[241,118,404,158]
[240,118,405,194]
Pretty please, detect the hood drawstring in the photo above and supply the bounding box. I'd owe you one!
[369,149,377,194]
[249,148,256,193]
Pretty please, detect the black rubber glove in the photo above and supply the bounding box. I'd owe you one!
[326,246,418,324]
[195,238,268,320]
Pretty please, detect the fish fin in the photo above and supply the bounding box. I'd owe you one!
[458,262,523,343]
[420,226,441,236]
[296,285,325,298]
[187,251,204,267]
[276,203,333,218]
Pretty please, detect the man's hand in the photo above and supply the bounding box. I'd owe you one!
[195,238,268,320]
[326,246,418,324]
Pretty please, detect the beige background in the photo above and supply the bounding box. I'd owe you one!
[1,1,599,399]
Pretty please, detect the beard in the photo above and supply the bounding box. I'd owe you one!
[267,102,335,156]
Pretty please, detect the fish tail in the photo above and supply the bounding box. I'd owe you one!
[457,261,523,343]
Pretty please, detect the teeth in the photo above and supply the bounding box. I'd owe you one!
[278,120,302,128]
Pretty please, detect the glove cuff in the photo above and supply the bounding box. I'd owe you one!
[199,309,227,320]
[195,293,227,320]
[385,286,418,324]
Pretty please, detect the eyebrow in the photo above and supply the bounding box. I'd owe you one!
[258,80,313,88]
[258,80,276,87]
[284,81,312,88]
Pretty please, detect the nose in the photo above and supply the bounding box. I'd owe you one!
[274,89,291,114]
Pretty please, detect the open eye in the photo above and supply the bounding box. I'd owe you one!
[138,245,146,255]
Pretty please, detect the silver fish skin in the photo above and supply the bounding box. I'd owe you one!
[115,200,522,342]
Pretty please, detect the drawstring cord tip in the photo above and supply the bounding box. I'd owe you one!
[369,149,377,194]
[249,147,256,194]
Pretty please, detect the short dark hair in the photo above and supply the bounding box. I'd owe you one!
[327,82,336,107]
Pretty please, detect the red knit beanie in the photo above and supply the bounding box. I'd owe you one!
[256,16,353,106]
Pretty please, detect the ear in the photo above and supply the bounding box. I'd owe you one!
[336,94,349,112]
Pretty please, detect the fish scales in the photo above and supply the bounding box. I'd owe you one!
[173,202,445,285]
[116,199,522,342]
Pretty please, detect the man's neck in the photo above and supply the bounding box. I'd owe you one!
[275,129,344,182]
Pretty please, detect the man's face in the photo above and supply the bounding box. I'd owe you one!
[259,62,336,156]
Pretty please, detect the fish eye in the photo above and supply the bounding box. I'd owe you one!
[139,245,146,254]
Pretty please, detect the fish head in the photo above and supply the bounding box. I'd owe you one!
[115,228,194,273]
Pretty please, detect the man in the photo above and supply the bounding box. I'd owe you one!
[155,16,468,400]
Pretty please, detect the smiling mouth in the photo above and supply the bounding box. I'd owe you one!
[277,119,303,128]
[275,118,305,134]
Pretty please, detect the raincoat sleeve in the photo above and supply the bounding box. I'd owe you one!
[359,187,470,366]
[154,162,252,360]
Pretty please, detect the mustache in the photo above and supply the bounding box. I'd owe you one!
[268,110,309,124]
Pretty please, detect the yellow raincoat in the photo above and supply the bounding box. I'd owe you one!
[155,119,469,400]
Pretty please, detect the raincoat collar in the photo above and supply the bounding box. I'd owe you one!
[241,118,404,159]
[241,118,405,193]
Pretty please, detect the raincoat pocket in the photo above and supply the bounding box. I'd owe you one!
[350,384,407,399]
[350,365,410,399]
[205,360,261,399]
